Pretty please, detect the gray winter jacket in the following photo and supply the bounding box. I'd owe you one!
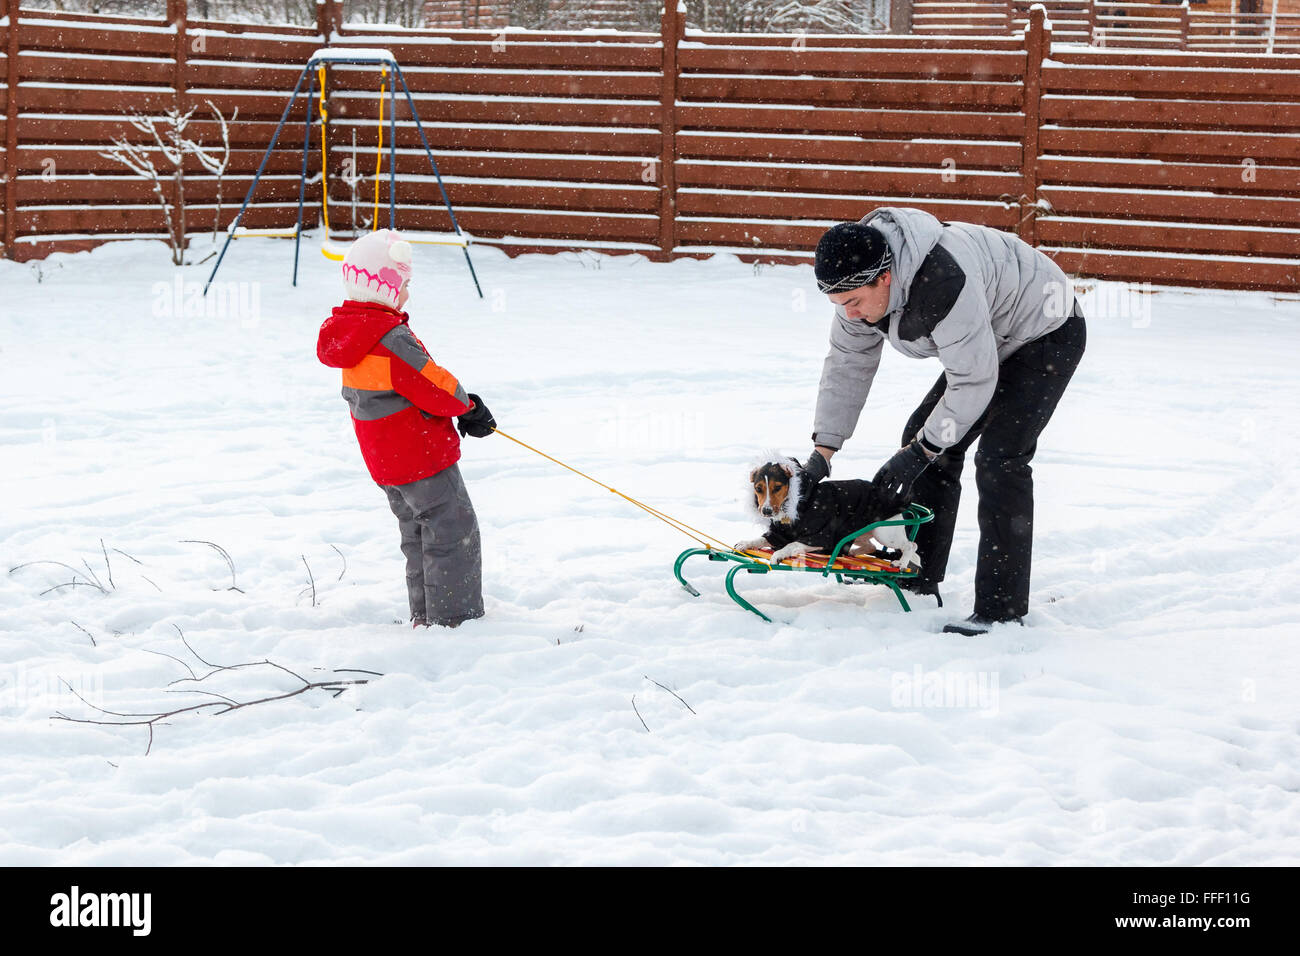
[812,207,1075,452]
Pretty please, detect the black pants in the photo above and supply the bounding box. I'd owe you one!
[903,305,1086,620]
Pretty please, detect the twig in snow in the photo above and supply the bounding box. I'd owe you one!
[644,675,696,715]
[111,548,143,566]
[10,559,108,595]
[300,555,317,607]
[139,575,163,592]
[70,621,97,647]
[80,559,105,591]
[178,540,242,592]
[140,647,197,681]
[100,539,115,590]
[330,544,347,582]
[632,695,650,733]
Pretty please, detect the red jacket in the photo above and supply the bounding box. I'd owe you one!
[317,300,472,486]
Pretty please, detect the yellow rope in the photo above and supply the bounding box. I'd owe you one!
[373,67,386,232]
[317,65,331,235]
[319,65,389,240]
[489,426,736,552]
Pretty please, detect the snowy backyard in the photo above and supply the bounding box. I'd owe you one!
[1,238,1298,865]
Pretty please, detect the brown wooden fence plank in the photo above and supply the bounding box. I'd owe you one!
[678,104,1024,137]
[18,86,182,114]
[16,147,309,175]
[1045,247,1300,289]
[333,68,661,99]
[676,132,1021,169]
[1039,156,1300,194]
[1040,186,1300,225]
[678,190,1024,225]
[1039,127,1300,164]
[20,51,175,85]
[677,206,1023,246]
[678,46,1027,78]
[1041,95,1300,130]
[676,160,1021,199]
[678,75,1023,109]
[1037,217,1300,257]
[682,34,1022,49]
[1047,48,1300,70]
[1043,63,1300,99]
[19,22,175,57]
[18,176,307,204]
[325,40,663,71]
[379,205,660,242]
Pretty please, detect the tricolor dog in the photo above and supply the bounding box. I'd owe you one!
[735,455,921,568]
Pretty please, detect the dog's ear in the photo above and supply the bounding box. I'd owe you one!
[779,462,795,478]
[749,467,761,484]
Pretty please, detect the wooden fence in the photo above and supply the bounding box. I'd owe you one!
[1,0,1298,290]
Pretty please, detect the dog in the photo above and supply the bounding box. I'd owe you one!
[734,454,921,568]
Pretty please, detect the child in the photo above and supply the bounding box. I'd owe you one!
[316,229,495,628]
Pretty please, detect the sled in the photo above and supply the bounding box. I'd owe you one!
[673,504,934,622]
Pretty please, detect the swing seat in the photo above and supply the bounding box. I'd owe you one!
[227,224,301,240]
[672,504,934,623]
[320,237,350,261]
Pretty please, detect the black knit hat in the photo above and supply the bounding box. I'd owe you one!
[814,222,892,294]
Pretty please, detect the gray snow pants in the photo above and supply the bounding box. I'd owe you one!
[381,465,484,627]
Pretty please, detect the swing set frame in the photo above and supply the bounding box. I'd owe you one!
[204,48,482,298]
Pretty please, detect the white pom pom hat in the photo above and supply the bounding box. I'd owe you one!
[342,229,413,309]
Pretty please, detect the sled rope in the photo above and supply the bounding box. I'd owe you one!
[490,427,735,552]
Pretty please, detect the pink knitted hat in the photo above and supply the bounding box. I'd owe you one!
[342,229,413,309]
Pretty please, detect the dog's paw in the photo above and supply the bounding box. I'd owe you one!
[733,538,770,552]
[771,542,813,562]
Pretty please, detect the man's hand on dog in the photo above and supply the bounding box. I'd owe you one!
[801,448,832,486]
[873,440,932,508]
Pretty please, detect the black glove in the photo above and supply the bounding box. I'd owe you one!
[873,441,931,507]
[801,449,831,485]
[457,393,496,439]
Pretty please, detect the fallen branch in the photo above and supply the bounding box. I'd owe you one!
[52,629,381,755]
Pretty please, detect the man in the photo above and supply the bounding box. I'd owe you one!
[804,207,1086,635]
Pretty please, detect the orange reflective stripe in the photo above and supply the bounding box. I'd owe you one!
[342,354,392,391]
[419,359,460,397]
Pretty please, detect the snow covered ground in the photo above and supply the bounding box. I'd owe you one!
[1,237,1298,865]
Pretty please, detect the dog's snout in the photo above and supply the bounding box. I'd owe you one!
[761,506,774,516]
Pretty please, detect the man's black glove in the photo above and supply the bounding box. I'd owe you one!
[873,441,931,508]
[457,393,496,439]
[801,449,831,485]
